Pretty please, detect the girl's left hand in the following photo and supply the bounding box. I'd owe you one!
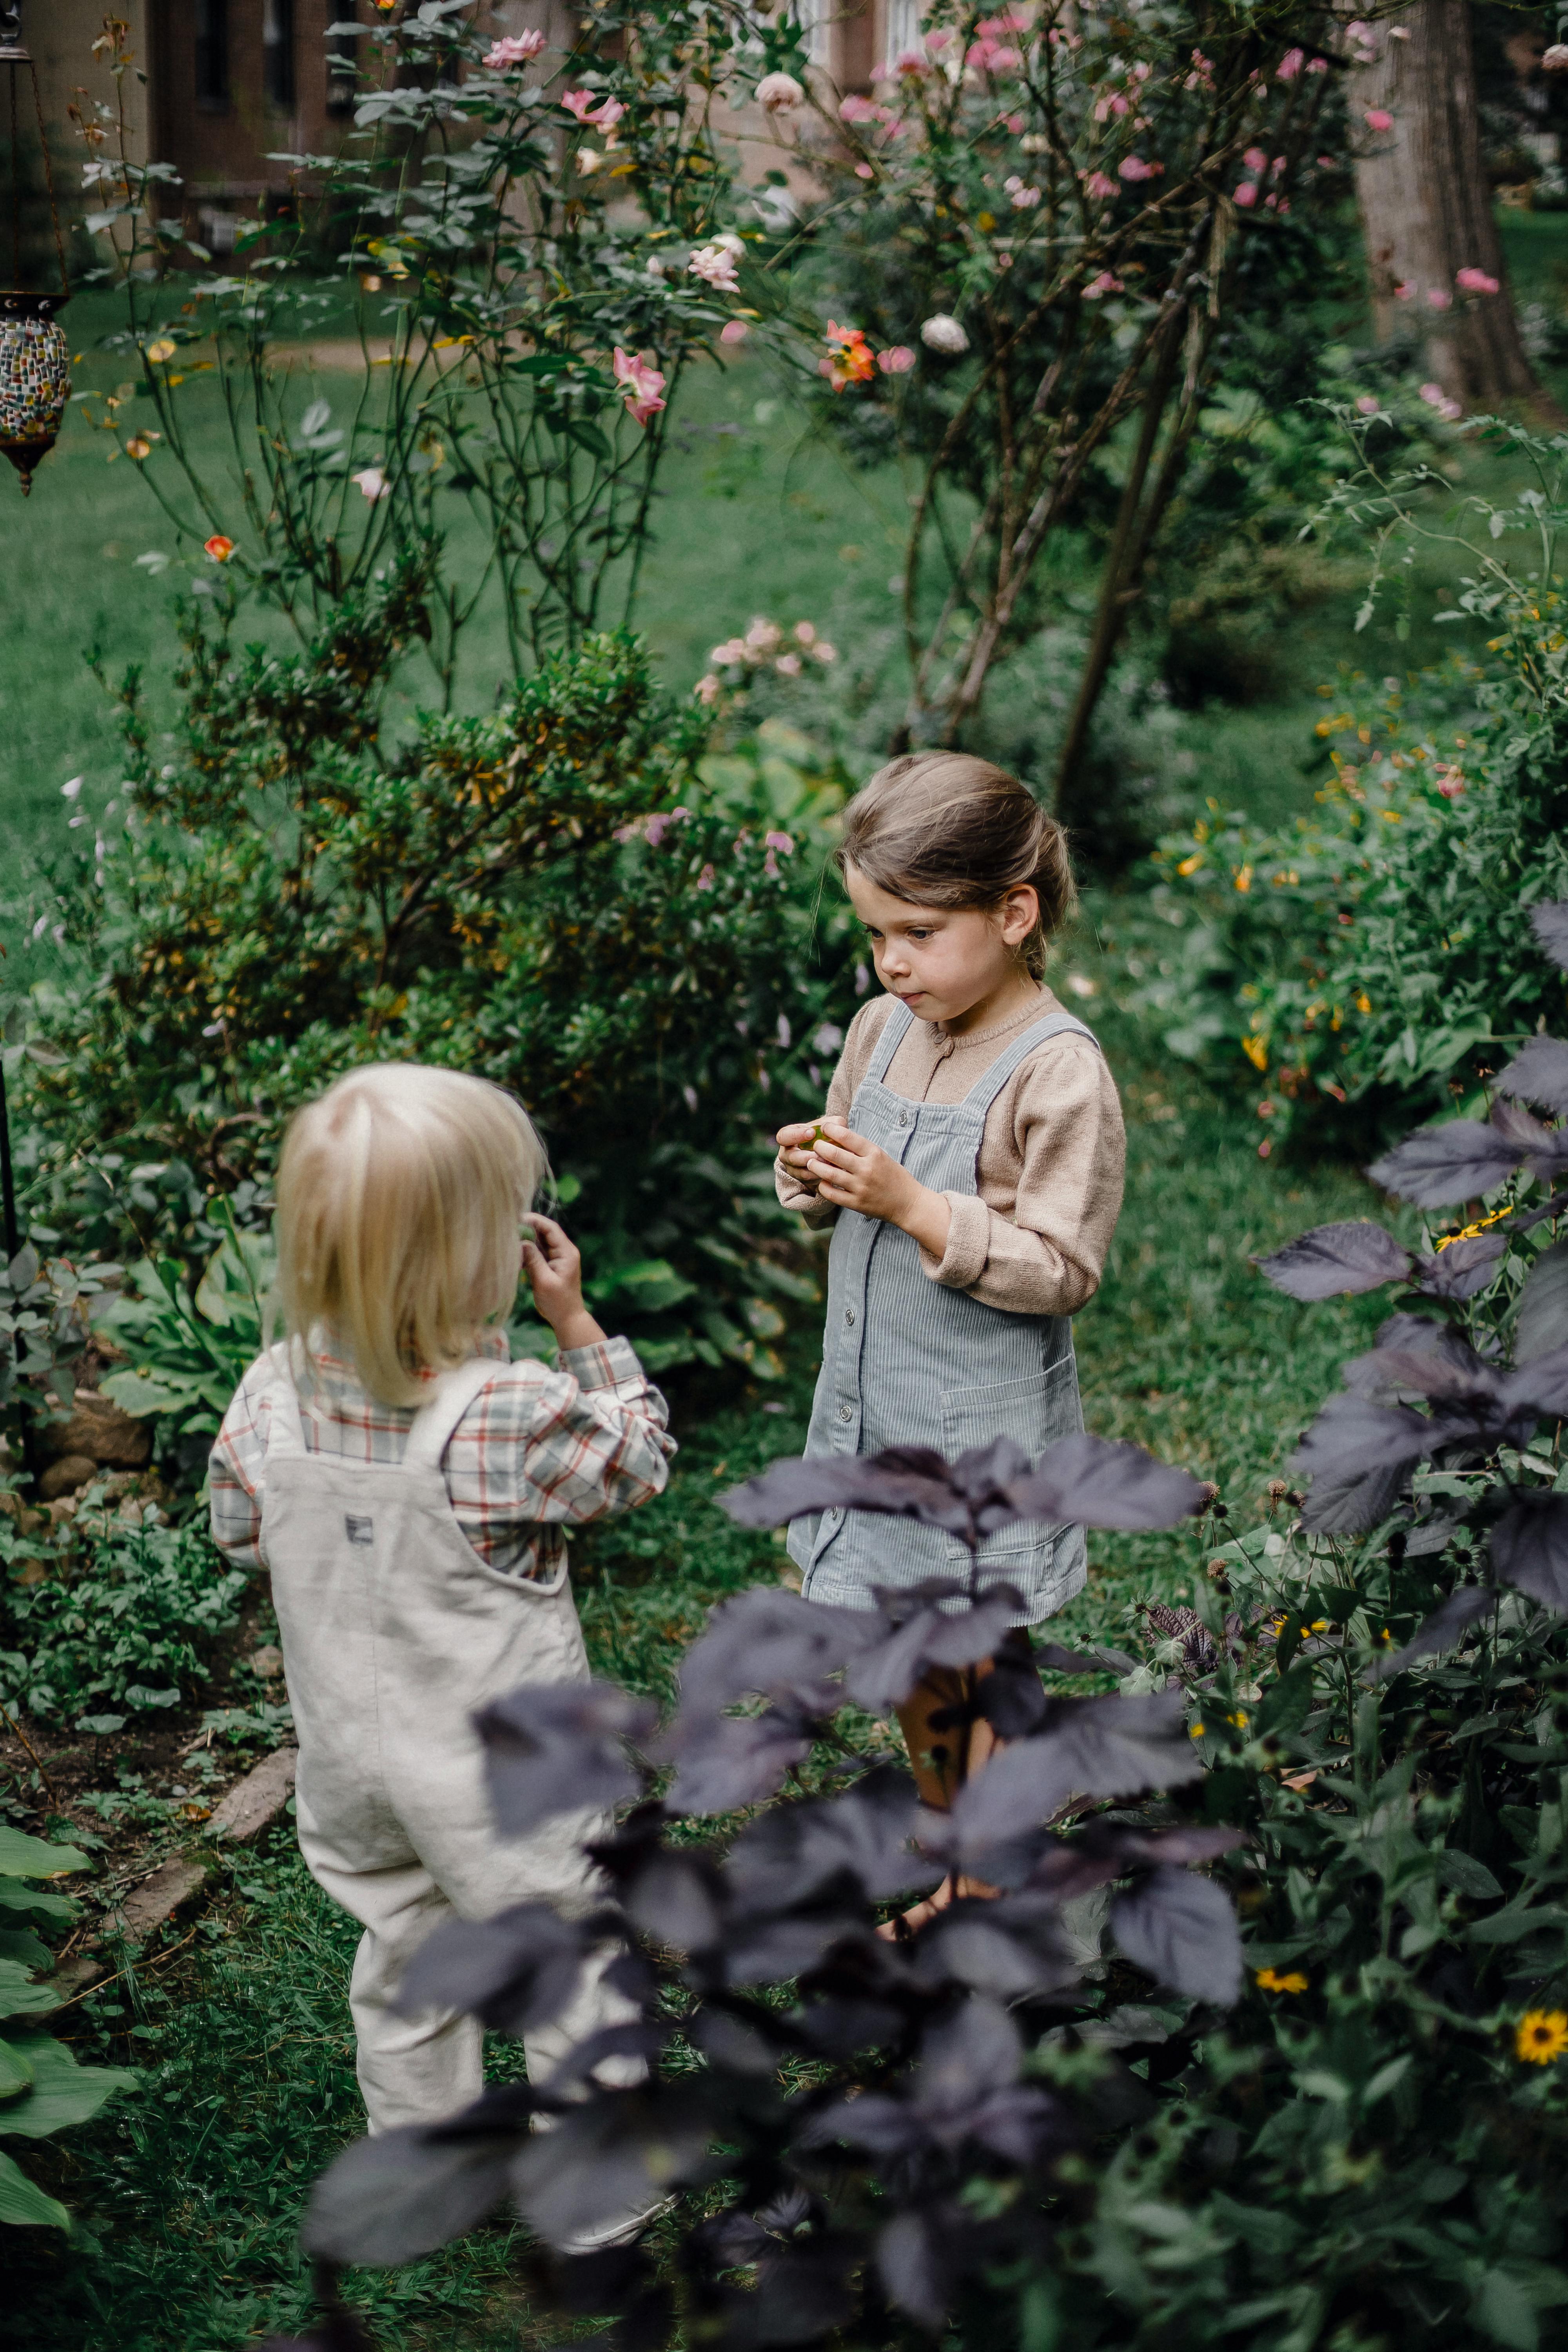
[808,1122,951,1258]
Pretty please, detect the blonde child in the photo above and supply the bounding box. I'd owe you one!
[775,753,1125,1910]
[211,1063,673,2132]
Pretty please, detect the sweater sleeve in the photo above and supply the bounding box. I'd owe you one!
[773,998,891,1230]
[919,1039,1126,1316]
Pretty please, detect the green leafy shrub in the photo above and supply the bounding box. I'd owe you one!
[93,1228,271,1443]
[1119,424,1568,1141]
[17,611,853,1378]
[0,1502,248,1722]
[0,1826,138,2232]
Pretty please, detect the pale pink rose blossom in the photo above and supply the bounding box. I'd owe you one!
[794,622,817,644]
[485,30,546,68]
[877,344,916,373]
[1083,171,1119,200]
[1243,146,1268,171]
[1426,287,1452,310]
[1084,270,1124,298]
[612,346,667,427]
[1456,268,1499,294]
[720,319,750,345]
[1354,394,1380,415]
[696,863,717,890]
[775,652,802,677]
[840,93,881,123]
[1434,766,1466,799]
[694,673,721,705]
[765,830,795,854]
[352,465,391,500]
[757,71,804,111]
[1005,175,1042,208]
[812,642,837,663]
[1305,56,1329,73]
[1118,154,1161,181]
[1234,181,1258,207]
[1364,108,1394,132]
[1394,281,1414,299]
[688,243,741,294]
[1276,47,1304,80]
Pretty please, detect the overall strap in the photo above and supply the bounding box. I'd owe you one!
[959,1010,1102,1119]
[403,1357,503,1474]
[865,999,916,1086]
[260,1342,309,1460]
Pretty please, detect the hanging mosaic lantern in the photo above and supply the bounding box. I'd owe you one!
[0,3,69,497]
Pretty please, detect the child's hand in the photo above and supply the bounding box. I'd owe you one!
[806,1126,953,1259]
[776,1115,833,1192]
[522,1214,606,1352]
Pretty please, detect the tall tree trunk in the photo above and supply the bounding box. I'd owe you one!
[1351,0,1561,421]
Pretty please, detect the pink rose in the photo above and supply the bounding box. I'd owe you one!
[485,30,546,68]
[1277,47,1304,80]
[1082,171,1119,200]
[1426,287,1452,310]
[1354,394,1380,415]
[1234,181,1258,207]
[1118,154,1161,181]
[840,93,880,123]
[612,346,667,428]
[1456,267,1499,295]
[1364,108,1394,132]
[877,344,916,372]
[720,318,750,345]
[1243,146,1268,171]
[1083,270,1124,298]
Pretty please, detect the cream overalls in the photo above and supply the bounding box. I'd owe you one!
[256,1351,629,2132]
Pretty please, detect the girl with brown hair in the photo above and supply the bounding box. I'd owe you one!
[774,752,1125,1920]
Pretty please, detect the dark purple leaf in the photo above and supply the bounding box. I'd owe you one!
[945,1691,1198,1870]
[1491,1493,1568,1612]
[725,1769,939,1910]
[1257,1221,1413,1300]
[1413,1234,1509,1302]
[976,1647,1051,1737]
[1002,1432,1208,1532]
[1296,1457,1413,1537]
[844,1588,1022,1714]
[302,2119,517,2265]
[1515,1240,1568,1366]
[1499,1341,1568,1423]
[719,1451,968,1535]
[1376,1584,1497,1677]
[478,1683,657,1837]
[396,1902,603,2037]
[1366,1122,1523,1209]
[877,2209,953,2330]
[664,1707,813,1818]
[671,1588,883,1724]
[800,1997,1059,2165]
[1291,1394,1434,1485]
[1529,900,1568,969]
[512,2085,713,2252]
[720,1911,866,1987]
[1110,1867,1242,2005]
[746,2236,860,2343]
[1493,1037,1568,1114]
[621,1853,726,1955]
[909,1895,1080,2000]
[690,2011,778,2077]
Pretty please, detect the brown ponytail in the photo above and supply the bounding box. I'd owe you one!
[836,752,1075,977]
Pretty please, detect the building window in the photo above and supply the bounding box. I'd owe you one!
[788,0,830,67]
[264,0,296,109]
[885,0,922,65]
[328,2,361,116]
[195,0,230,110]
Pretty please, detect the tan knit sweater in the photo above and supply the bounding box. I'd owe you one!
[774,988,1125,1317]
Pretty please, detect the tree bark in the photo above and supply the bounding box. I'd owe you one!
[1350,0,1561,421]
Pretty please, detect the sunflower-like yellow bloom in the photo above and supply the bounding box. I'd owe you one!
[1515,2011,1568,2066]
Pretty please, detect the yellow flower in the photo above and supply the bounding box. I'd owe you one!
[1256,1967,1309,1994]
[1354,991,1372,1013]
[1234,864,1253,893]
[144,338,177,364]
[1515,2010,1568,2065]
[1227,1708,1249,1728]
[1241,1033,1269,1072]
[1177,852,1204,877]
[1189,1722,1205,1738]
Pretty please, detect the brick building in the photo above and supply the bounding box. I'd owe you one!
[28,0,908,258]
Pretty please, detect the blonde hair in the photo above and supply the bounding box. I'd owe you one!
[838,751,1076,977]
[274,1063,549,1408]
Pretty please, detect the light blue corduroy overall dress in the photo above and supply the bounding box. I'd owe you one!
[788,1002,1102,1624]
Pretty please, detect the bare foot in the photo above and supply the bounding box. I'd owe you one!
[877,1873,999,1940]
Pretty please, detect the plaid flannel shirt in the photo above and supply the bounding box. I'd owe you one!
[209,1330,674,1579]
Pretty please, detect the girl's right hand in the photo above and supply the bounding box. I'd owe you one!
[777,1116,837,1191]
[522,1214,606,1351]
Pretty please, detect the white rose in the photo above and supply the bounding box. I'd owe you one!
[757,71,805,111]
[920,313,969,354]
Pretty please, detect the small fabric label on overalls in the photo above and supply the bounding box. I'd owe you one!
[344,1514,375,1546]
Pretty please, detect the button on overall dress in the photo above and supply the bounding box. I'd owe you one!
[789,1004,1102,1622]
[257,1352,630,2132]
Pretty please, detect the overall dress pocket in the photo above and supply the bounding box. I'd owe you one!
[938,1350,1082,1567]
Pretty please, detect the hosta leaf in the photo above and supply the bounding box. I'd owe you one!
[0,2035,139,2137]
[0,1960,60,2020]
[0,1829,89,1878]
[1257,1221,1412,1300]
[1366,1122,1523,1208]
[98,1368,197,1417]
[0,2033,35,2098]
[0,2146,69,2229]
